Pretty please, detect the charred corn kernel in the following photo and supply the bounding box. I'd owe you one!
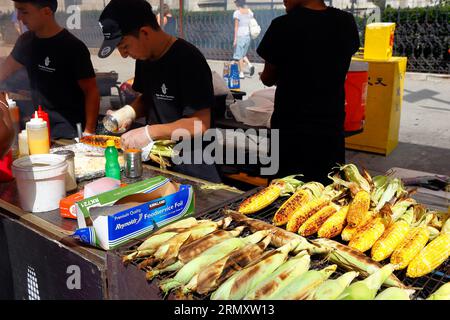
[239,184,281,214]
[371,208,415,262]
[371,220,410,261]
[286,198,329,233]
[349,217,386,252]
[341,211,376,242]
[341,224,358,242]
[318,206,349,239]
[273,190,311,226]
[347,190,371,227]
[299,205,338,237]
[406,233,450,278]
[390,226,430,270]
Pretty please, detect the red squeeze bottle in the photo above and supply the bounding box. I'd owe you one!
[0,149,13,182]
[32,106,51,146]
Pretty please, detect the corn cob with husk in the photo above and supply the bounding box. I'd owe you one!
[244,251,311,300]
[391,198,417,221]
[370,175,388,204]
[268,265,337,300]
[329,164,371,194]
[390,213,434,270]
[374,287,415,300]
[375,178,407,212]
[159,230,271,294]
[311,238,406,288]
[144,227,246,279]
[346,190,371,227]
[286,197,330,233]
[310,271,359,300]
[299,204,339,237]
[238,175,303,214]
[426,283,450,300]
[181,235,272,296]
[337,264,396,300]
[122,232,178,264]
[371,207,415,261]
[349,213,391,252]
[224,210,322,253]
[406,219,450,278]
[318,206,349,239]
[210,240,300,300]
[142,220,228,269]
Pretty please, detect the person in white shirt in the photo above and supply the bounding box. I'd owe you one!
[232,0,255,79]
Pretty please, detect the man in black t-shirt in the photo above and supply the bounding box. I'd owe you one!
[257,0,360,184]
[98,0,221,182]
[0,0,100,139]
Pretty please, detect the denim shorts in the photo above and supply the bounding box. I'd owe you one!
[233,35,251,60]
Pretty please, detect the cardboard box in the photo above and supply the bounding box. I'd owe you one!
[73,176,195,250]
[60,190,84,219]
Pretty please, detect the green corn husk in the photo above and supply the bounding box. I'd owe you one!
[337,264,397,300]
[244,251,311,300]
[274,175,304,196]
[426,283,450,300]
[151,217,198,236]
[298,182,325,199]
[391,198,417,221]
[182,235,272,296]
[310,271,359,300]
[159,230,270,294]
[211,240,300,300]
[375,178,408,212]
[312,238,406,288]
[122,232,177,264]
[372,175,388,189]
[268,265,337,300]
[375,287,415,300]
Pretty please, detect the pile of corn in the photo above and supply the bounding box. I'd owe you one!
[121,214,449,300]
[237,165,450,279]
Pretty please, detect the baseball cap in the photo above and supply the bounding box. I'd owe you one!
[12,0,58,12]
[98,0,155,59]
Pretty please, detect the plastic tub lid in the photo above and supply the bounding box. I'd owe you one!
[349,61,369,72]
[12,154,68,180]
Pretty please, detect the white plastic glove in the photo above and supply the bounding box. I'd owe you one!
[120,125,154,151]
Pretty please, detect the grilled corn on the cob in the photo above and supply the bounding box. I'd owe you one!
[273,190,311,226]
[371,207,415,262]
[347,190,371,227]
[341,211,376,242]
[349,217,387,252]
[286,198,329,233]
[318,206,349,239]
[299,204,338,237]
[406,219,450,278]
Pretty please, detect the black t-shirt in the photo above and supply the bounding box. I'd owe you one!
[11,29,95,139]
[132,39,221,183]
[257,6,360,134]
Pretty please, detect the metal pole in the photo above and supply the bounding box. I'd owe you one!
[160,0,165,31]
[179,0,184,38]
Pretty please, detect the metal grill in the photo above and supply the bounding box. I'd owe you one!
[117,187,449,300]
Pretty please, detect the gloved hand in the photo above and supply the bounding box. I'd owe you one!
[82,131,94,137]
[120,125,153,150]
[105,106,134,132]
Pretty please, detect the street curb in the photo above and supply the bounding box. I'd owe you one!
[405,72,450,81]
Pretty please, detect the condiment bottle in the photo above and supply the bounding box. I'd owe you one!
[7,99,20,159]
[26,111,50,155]
[32,106,51,146]
[18,129,29,157]
[105,140,121,180]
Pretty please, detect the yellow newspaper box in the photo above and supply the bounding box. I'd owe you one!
[345,57,407,155]
[364,23,396,60]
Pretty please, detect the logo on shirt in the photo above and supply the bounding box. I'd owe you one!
[38,56,56,73]
[155,83,175,102]
[161,84,168,95]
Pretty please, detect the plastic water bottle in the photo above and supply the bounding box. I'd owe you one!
[105,140,121,180]
[229,62,241,91]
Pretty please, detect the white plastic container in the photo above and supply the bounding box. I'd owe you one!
[18,129,29,157]
[12,154,68,212]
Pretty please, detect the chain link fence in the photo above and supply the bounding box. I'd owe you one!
[0,1,448,73]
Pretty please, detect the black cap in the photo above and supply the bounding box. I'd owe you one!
[98,0,155,58]
[12,0,58,12]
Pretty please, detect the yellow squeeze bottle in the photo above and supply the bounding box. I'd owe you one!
[26,111,50,155]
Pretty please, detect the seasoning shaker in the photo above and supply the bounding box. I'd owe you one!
[124,149,143,178]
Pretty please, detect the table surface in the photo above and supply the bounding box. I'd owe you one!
[0,161,242,265]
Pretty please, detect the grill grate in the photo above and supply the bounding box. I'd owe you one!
[117,187,449,300]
